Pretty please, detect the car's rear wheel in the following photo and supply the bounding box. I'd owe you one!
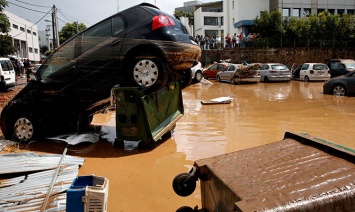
[194,71,202,83]
[217,75,221,82]
[304,75,309,82]
[264,76,269,82]
[132,56,168,91]
[203,74,208,80]
[332,85,346,96]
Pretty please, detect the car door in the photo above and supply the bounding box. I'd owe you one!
[204,64,219,78]
[300,64,309,80]
[219,65,235,82]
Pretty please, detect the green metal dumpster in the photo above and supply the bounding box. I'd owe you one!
[112,81,183,145]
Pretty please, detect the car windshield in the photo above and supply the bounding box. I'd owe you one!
[271,65,287,70]
[313,64,328,70]
[345,63,355,69]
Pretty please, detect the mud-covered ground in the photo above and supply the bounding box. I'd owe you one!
[1,77,355,211]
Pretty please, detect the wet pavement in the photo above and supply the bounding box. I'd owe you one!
[1,80,355,211]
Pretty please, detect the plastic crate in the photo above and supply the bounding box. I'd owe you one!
[66,175,109,212]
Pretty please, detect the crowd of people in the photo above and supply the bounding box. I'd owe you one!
[195,32,259,50]
[10,58,34,82]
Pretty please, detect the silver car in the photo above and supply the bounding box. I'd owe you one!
[216,63,260,84]
[259,63,291,82]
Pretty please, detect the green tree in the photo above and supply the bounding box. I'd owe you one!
[59,22,86,44]
[174,11,194,26]
[0,0,10,33]
[0,0,16,56]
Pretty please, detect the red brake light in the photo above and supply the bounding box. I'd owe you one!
[152,14,175,30]
[270,70,277,73]
[310,70,314,74]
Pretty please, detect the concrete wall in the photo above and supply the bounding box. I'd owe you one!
[201,47,355,69]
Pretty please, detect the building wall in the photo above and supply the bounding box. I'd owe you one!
[192,0,355,42]
[3,10,40,62]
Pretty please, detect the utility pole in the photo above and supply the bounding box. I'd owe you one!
[52,5,60,49]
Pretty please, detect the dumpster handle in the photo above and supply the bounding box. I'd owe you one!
[183,167,198,185]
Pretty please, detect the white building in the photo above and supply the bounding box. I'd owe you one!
[190,0,355,43]
[3,10,40,62]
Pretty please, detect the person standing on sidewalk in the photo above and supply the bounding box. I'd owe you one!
[23,59,33,82]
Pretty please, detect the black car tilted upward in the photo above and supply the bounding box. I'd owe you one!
[0,3,201,142]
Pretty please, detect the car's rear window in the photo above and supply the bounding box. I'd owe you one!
[313,64,328,70]
[271,65,287,70]
[0,60,13,71]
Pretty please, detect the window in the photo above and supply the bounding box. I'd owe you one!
[82,17,112,53]
[27,29,31,34]
[20,27,25,32]
[33,32,37,36]
[12,24,18,29]
[347,9,354,15]
[317,9,325,14]
[204,17,218,26]
[205,30,218,37]
[35,48,38,54]
[112,16,125,36]
[328,9,335,14]
[303,8,311,17]
[292,8,300,17]
[29,47,33,53]
[0,60,14,71]
[220,17,223,26]
[282,8,290,17]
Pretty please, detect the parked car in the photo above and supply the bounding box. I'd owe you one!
[202,62,230,79]
[0,3,201,142]
[259,63,291,82]
[323,71,355,96]
[191,61,203,83]
[327,59,355,78]
[0,57,16,90]
[216,63,260,84]
[291,63,330,82]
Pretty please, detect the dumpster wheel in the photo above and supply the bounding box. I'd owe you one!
[173,167,198,197]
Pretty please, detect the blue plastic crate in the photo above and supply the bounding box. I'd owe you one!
[66,175,108,212]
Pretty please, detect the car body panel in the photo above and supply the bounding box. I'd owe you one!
[292,63,330,81]
[203,63,229,79]
[0,58,16,89]
[323,71,355,95]
[259,63,291,82]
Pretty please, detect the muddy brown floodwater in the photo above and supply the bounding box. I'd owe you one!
[2,80,355,211]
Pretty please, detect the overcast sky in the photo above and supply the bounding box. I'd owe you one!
[5,0,215,31]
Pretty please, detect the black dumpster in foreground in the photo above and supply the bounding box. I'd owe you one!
[173,132,355,212]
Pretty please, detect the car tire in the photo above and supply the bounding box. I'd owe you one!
[217,75,221,82]
[332,85,346,96]
[304,75,309,82]
[8,110,40,142]
[132,56,168,91]
[194,71,202,83]
[264,76,269,82]
[203,74,208,80]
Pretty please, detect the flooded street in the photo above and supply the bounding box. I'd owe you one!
[82,80,355,211]
[3,80,354,211]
